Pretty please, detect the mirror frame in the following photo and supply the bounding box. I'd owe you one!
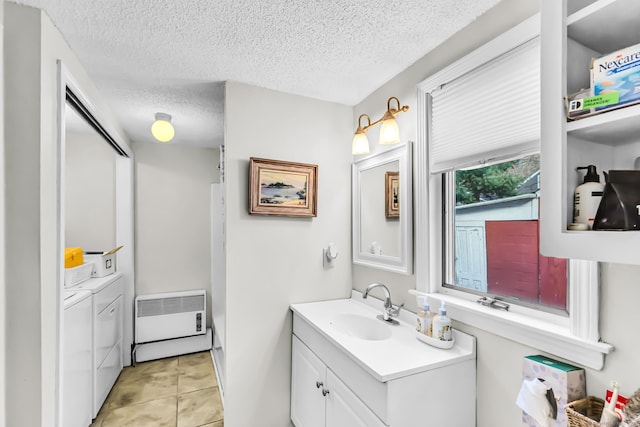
[352,143,413,275]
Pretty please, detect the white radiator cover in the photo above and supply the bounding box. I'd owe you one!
[135,290,206,344]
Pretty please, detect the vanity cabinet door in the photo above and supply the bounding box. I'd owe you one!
[325,369,386,427]
[291,336,326,427]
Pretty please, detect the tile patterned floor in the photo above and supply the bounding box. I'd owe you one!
[91,351,224,427]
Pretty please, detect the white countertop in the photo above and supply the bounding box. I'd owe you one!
[290,292,476,382]
[70,272,122,294]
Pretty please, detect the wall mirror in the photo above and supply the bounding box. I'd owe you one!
[65,103,118,250]
[352,143,413,274]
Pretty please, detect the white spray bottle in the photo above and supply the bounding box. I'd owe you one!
[573,165,604,229]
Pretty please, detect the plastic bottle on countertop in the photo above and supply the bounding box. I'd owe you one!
[415,296,434,337]
[573,165,604,229]
[432,300,452,341]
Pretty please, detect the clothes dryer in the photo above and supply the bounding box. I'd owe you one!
[63,289,92,427]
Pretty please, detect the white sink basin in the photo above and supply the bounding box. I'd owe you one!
[330,313,392,341]
[291,296,476,382]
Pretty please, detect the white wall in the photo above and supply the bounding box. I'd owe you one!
[4,7,47,425]
[65,132,117,250]
[353,1,640,426]
[453,263,640,426]
[0,3,5,426]
[353,0,541,309]
[223,82,353,426]
[133,142,218,324]
[3,4,131,425]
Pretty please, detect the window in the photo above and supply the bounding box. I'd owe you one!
[414,14,612,370]
[443,154,568,314]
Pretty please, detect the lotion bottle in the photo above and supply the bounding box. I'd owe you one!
[432,300,452,341]
[573,165,604,229]
[415,296,433,337]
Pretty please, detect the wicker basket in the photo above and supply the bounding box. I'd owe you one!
[565,396,605,427]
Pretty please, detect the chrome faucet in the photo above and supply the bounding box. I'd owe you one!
[362,283,404,323]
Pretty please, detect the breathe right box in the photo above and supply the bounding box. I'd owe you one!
[592,42,640,111]
[522,355,586,427]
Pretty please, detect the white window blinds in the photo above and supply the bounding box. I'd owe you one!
[429,36,540,173]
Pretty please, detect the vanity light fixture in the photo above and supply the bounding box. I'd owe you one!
[352,114,372,155]
[352,97,409,154]
[151,112,175,142]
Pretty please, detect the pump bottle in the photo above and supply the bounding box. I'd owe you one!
[432,300,452,341]
[573,165,604,229]
[415,296,434,337]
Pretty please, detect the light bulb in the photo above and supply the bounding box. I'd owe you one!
[151,113,175,142]
[379,116,400,145]
[352,132,370,154]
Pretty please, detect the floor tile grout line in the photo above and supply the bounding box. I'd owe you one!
[94,352,219,427]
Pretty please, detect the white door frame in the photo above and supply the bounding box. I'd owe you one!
[48,61,134,426]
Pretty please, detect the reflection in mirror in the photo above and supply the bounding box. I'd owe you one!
[56,64,134,426]
[65,104,118,250]
[360,160,400,257]
[352,143,413,275]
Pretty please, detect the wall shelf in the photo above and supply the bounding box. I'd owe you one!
[567,104,640,146]
[568,0,640,54]
[540,0,640,265]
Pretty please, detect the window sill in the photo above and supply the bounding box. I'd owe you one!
[409,290,613,370]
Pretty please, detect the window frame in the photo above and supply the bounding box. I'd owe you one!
[414,13,613,370]
[443,161,569,317]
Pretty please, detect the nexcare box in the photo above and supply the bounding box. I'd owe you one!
[522,355,586,427]
[592,42,640,111]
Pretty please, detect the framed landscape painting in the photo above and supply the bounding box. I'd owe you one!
[385,171,399,218]
[249,157,318,217]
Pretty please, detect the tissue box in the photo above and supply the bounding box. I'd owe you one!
[84,246,123,278]
[522,355,586,427]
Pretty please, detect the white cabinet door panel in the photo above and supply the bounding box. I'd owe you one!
[95,296,122,367]
[291,336,325,427]
[325,370,386,427]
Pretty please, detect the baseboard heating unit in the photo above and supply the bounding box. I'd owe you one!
[133,290,212,363]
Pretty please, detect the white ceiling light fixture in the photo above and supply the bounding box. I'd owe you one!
[352,97,409,154]
[151,112,175,142]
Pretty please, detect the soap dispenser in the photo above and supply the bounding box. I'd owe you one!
[432,300,452,341]
[415,296,434,337]
[573,165,604,229]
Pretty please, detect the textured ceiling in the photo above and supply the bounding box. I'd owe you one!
[16,0,501,148]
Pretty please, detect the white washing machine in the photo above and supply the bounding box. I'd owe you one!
[74,273,124,418]
[63,289,93,427]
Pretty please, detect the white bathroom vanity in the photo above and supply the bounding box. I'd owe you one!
[290,292,476,426]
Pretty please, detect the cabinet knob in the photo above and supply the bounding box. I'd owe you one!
[322,389,330,396]
[315,381,323,389]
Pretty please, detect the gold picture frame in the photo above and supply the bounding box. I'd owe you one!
[385,171,399,218]
[249,157,318,217]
